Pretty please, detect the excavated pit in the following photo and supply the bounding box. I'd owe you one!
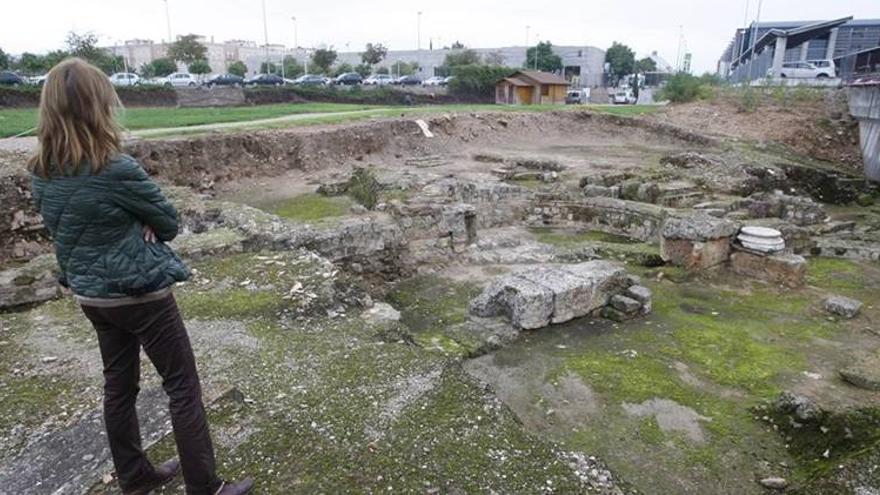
[2,109,880,494]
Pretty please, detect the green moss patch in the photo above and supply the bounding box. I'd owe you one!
[267,193,353,222]
[530,227,640,246]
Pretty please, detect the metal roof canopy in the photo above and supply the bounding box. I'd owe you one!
[737,16,853,65]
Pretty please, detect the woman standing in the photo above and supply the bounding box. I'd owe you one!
[29,58,253,495]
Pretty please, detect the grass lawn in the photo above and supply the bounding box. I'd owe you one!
[0,102,381,138]
[0,101,663,139]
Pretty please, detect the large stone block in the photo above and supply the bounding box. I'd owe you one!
[661,214,739,270]
[469,261,628,329]
[729,250,807,288]
[0,254,61,309]
[469,276,555,329]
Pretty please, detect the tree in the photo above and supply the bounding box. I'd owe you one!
[259,61,278,74]
[227,60,248,77]
[635,57,657,73]
[282,56,304,78]
[44,50,70,71]
[525,41,562,73]
[605,42,636,80]
[168,34,208,65]
[141,57,176,77]
[375,66,389,75]
[450,41,465,49]
[65,31,119,73]
[484,51,505,66]
[444,49,481,68]
[333,62,353,77]
[17,53,47,75]
[361,43,388,66]
[188,59,212,78]
[354,63,372,77]
[391,61,419,76]
[0,48,8,70]
[310,48,337,74]
[448,64,514,98]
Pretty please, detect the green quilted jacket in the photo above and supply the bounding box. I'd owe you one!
[31,154,190,298]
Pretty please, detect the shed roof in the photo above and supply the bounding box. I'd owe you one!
[516,70,569,85]
[502,76,532,87]
[498,70,568,86]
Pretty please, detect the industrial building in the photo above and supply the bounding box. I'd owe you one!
[106,37,606,87]
[718,17,880,83]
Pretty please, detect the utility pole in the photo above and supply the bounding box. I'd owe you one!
[291,16,298,50]
[747,0,764,83]
[162,0,173,45]
[262,0,270,74]
[417,11,422,51]
[534,33,540,71]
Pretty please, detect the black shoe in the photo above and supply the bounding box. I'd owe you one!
[215,478,255,495]
[123,458,181,495]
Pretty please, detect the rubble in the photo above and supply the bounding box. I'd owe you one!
[660,214,739,270]
[469,261,648,330]
[839,354,880,391]
[823,295,863,319]
[0,254,61,309]
[729,249,807,288]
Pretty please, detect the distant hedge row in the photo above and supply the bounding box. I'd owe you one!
[0,85,177,108]
[0,83,492,109]
[243,85,488,106]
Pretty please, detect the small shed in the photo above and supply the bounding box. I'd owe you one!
[495,71,570,105]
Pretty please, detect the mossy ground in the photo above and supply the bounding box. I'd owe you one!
[69,251,596,493]
[455,256,880,494]
[262,193,354,223]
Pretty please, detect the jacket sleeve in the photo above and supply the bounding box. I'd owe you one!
[111,158,180,242]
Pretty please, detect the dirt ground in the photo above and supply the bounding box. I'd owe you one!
[647,88,862,168]
[1,93,878,494]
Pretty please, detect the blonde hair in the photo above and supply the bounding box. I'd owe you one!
[29,57,123,178]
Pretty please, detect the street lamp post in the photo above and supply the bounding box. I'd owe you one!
[534,33,540,71]
[417,11,422,51]
[162,0,173,44]
[261,0,270,74]
[525,25,530,66]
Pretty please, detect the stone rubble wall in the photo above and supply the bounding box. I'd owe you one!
[526,197,671,243]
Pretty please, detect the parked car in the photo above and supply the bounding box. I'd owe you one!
[768,61,834,79]
[245,73,285,86]
[565,88,590,105]
[422,76,446,87]
[394,75,421,86]
[109,72,141,87]
[205,73,244,87]
[166,72,199,87]
[443,76,455,86]
[334,72,363,85]
[29,75,47,86]
[143,76,170,86]
[807,59,837,76]
[293,74,329,86]
[364,74,394,86]
[611,89,636,105]
[0,71,28,86]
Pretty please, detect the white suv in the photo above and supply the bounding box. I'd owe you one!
[109,72,141,86]
[364,74,394,86]
[166,72,199,87]
[769,61,835,79]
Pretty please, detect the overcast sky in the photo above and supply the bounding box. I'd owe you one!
[3,0,878,73]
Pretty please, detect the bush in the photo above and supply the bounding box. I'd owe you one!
[447,64,514,99]
[657,73,714,103]
[0,84,177,108]
[347,167,381,210]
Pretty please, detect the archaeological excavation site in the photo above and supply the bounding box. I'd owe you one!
[1,94,880,494]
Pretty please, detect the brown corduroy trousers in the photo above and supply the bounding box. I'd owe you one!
[81,293,222,495]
